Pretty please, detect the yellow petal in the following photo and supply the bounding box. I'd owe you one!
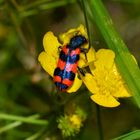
[77,24,88,38]
[38,52,57,77]
[111,64,131,97]
[112,84,131,98]
[78,47,96,68]
[59,24,88,44]
[43,31,61,58]
[80,73,99,94]
[90,94,120,107]
[59,29,77,44]
[89,49,115,75]
[95,49,114,69]
[69,114,81,129]
[67,74,82,93]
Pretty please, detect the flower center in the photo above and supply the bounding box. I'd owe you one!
[94,67,121,96]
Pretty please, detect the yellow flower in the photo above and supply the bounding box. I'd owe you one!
[38,25,96,93]
[57,114,83,137]
[69,114,82,129]
[81,49,131,107]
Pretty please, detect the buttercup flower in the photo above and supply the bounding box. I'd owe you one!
[38,25,131,107]
[81,49,131,107]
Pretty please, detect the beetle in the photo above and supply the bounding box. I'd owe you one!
[53,34,88,91]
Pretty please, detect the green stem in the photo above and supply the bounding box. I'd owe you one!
[21,0,51,10]
[112,129,140,140]
[20,0,77,17]
[7,6,28,47]
[0,121,22,134]
[111,0,140,4]
[87,0,140,107]
[0,114,39,134]
[25,128,46,140]
[81,0,92,49]
[0,113,48,125]
[96,104,104,140]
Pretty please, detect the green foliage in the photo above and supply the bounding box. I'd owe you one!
[112,130,140,140]
[111,0,140,4]
[0,0,140,139]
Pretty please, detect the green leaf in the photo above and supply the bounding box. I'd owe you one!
[0,114,39,134]
[25,128,45,140]
[20,0,77,17]
[112,130,140,140]
[0,113,48,125]
[111,0,140,4]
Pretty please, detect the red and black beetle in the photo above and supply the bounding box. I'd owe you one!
[53,35,88,91]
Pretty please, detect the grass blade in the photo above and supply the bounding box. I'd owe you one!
[112,130,140,140]
[0,113,48,125]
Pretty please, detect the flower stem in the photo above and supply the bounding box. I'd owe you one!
[25,128,46,140]
[20,0,77,17]
[0,113,48,125]
[0,114,39,134]
[0,121,22,134]
[96,104,104,140]
[81,0,92,49]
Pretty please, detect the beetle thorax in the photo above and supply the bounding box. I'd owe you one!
[69,35,87,49]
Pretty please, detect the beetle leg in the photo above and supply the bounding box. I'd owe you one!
[84,53,87,61]
[81,48,88,61]
[77,67,85,77]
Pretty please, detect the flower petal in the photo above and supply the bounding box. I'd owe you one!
[38,51,57,77]
[77,24,88,38]
[43,31,61,58]
[90,94,120,107]
[95,49,115,69]
[111,64,131,97]
[59,24,88,44]
[78,47,96,68]
[67,74,82,93]
[80,73,99,94]
[112,84,131,98]
[69,114,82,129]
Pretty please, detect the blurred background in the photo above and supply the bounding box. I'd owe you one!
[0,0,140,140]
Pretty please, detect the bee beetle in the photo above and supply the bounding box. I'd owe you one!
[53,34,88,91]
